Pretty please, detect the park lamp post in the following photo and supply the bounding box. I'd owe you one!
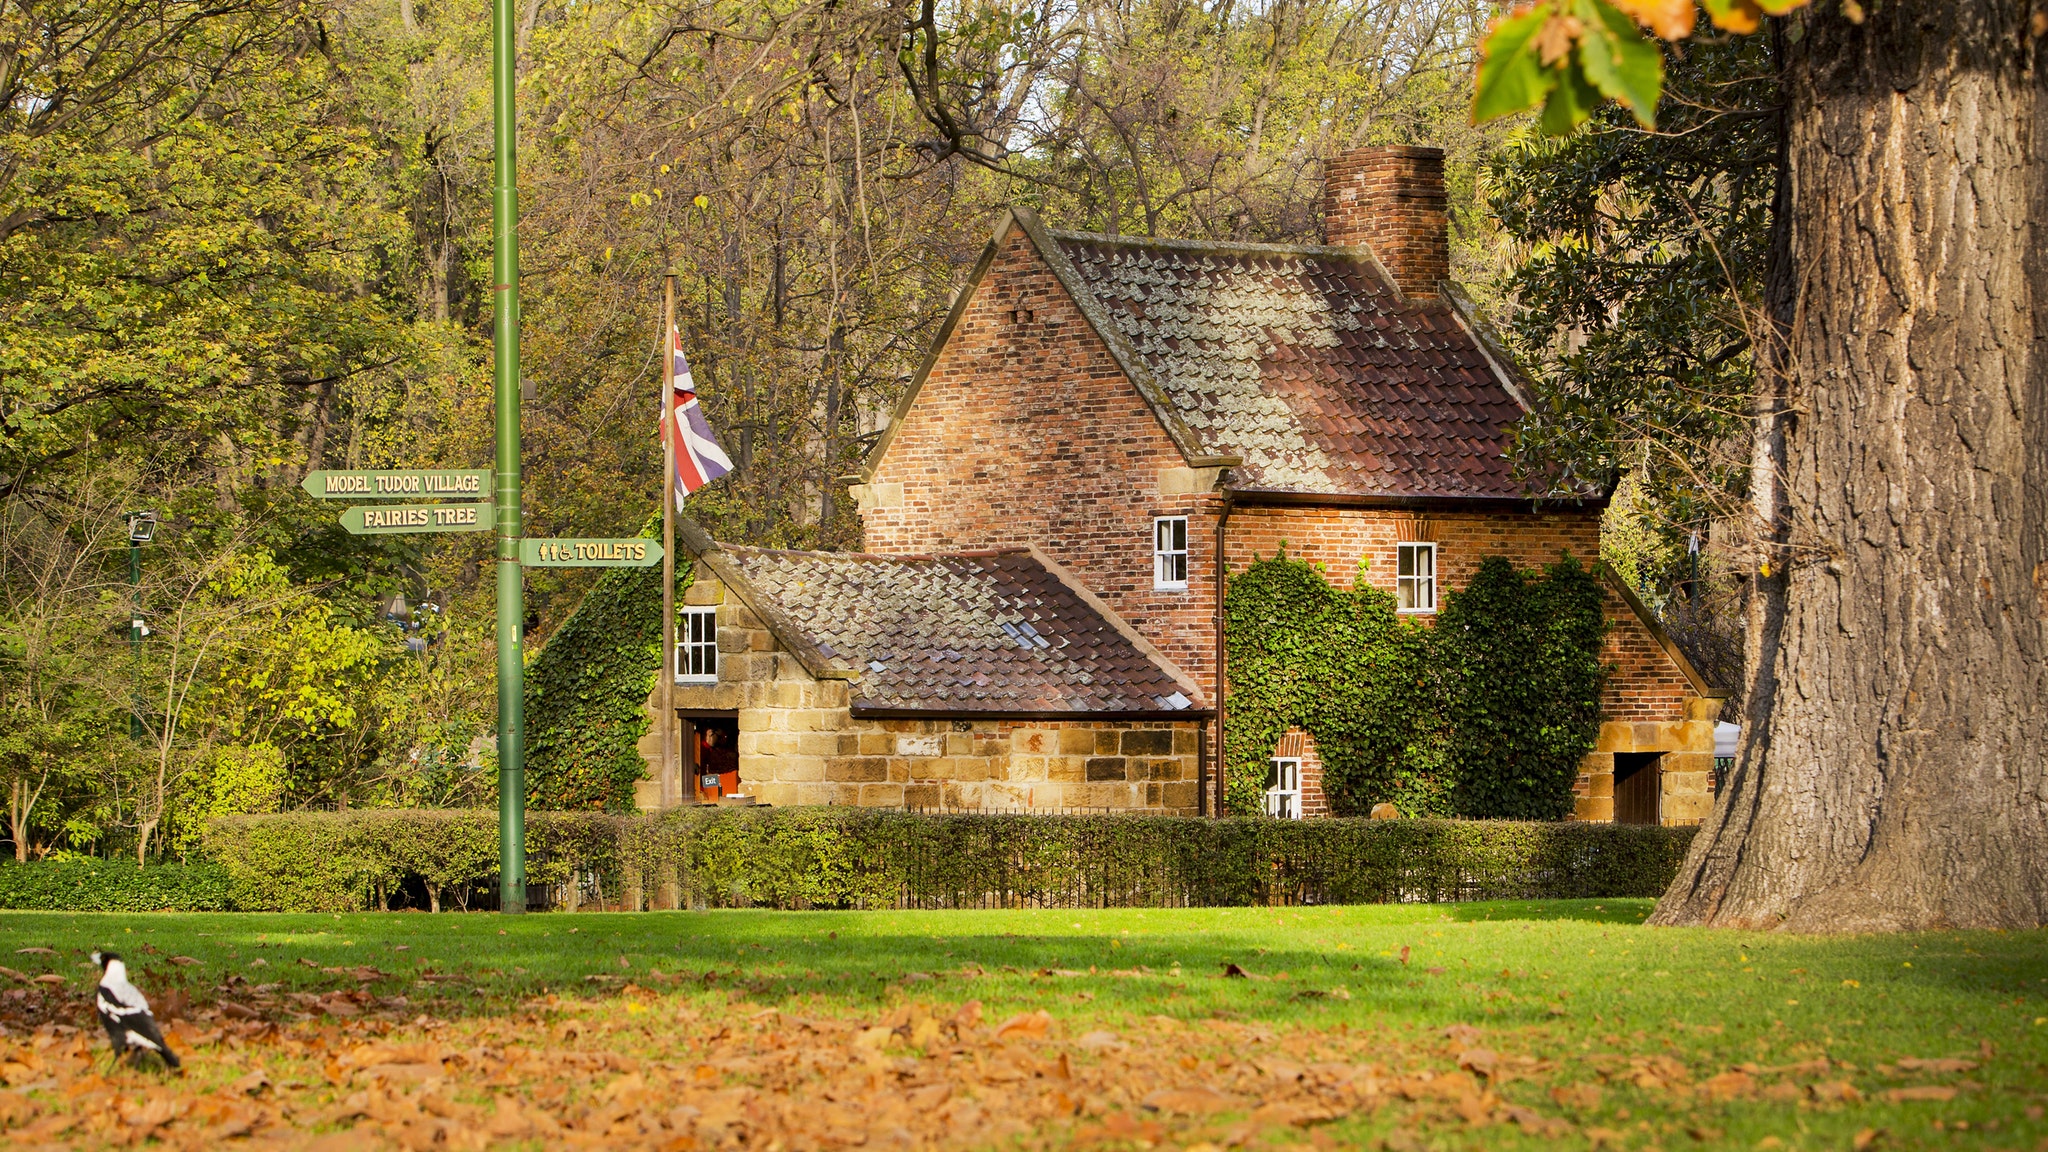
[124,511,157,740]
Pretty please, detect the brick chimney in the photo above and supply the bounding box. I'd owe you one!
[1323,145,1449,300]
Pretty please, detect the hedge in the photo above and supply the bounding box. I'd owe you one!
[201,809,1695,912]
[0,858,236,912]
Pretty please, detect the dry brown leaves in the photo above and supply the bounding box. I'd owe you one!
[0,982,2000,1151]
[0,987,1632,1151]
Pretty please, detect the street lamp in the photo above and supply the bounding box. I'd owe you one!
[124,511,157,740]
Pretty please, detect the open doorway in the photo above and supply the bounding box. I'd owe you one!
[681,712,739,804]
[1613,752,1661,825]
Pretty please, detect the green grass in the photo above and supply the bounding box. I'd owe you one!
[4,900,2044,1149]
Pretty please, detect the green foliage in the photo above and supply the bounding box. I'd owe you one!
[203,810,620,913]
[0,857,234,911]
[1472,1,1802,134]
[1221,552,1440,819]
[1224,552,1609,819]
[522,544,676,811]
[1434,556,1610,820]
[203,809,1694,911]
[1488,27,1776,561]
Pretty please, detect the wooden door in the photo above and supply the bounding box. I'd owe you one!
[1614,753,1661,825]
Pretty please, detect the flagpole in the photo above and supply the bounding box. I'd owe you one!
[661,274,678,810]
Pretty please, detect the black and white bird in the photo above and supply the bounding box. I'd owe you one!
[90,951,180,1071]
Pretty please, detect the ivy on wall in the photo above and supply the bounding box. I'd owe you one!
[524,537,693,811]
[1435,556,1610,820]
[1224,550,1609,820]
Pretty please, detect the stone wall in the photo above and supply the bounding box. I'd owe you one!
[1570,701,1721,826]
[636,576,1201,815]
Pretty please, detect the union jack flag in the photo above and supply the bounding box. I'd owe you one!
[663,325,733,509]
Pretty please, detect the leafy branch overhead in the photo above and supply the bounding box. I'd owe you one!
[1475,0,1811,132]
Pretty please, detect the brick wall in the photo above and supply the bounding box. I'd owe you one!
[1323,146,1449,300]
[1273,728,1329,819]
[638,585,1200,814]
[859,229,1222,693]
[1223,504,1602,598]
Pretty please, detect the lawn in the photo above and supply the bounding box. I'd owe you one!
[0,900,2042,1150]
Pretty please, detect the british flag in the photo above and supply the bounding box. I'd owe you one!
[663,325,733,509]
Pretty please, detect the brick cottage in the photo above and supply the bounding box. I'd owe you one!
[644,145,1724,825]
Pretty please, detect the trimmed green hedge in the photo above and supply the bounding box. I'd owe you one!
[0,858,236,912]
[203,809,1695,912]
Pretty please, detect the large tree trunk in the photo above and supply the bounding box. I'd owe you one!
[1653,2,2048,931]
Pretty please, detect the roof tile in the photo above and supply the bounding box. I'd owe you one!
[719,545,1195,716]
[1050,230,1533,498]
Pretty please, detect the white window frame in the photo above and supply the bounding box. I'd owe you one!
[1396,542,1437,614]
[675,606,719,683]
[1265,757,1302,820]
[1153,516,1189,591]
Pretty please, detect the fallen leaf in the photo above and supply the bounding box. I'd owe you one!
[31,975,64,987]
[1809,1080,1862,1103]
[229,1069,271,1095]
[219,1001,263,1020]
[1550,1082,1601,1111]
[1701,1070,1753,1101]
[1221,962,1249,978]
[993,1010,1050,1040]
[0,966,28,983]
[169,955,201,966]
[1455,1048,1499,1078]
[1075,1030,1125,1052]
[1852,1128,1884,1150]
[1141,1086,1240,1116]
[1884,1085,1957,1102]
[13,948,54,956]
[1893,1057,1976,1073]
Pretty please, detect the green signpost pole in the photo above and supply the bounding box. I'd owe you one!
[492,0,525,915]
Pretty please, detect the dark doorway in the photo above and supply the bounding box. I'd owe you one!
[680,712,739,804]
[1613,752,1661,825]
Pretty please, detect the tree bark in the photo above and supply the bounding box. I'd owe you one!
[1653,1,2048,931]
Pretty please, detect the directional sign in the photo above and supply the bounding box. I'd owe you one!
[339,503,495,535]
[303,469,491,500]
[521,538,663,567]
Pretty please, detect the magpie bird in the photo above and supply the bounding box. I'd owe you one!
[90,951,180,1071]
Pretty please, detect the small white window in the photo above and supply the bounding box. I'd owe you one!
[1265,758,1302,820]
[1153,516,1189,590]
[1397,542,1436,613]
[675,606,718,683]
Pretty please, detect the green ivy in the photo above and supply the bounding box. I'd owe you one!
[1225,550,1609,819]
[1435,556,1610,820]
[523,528,690,810]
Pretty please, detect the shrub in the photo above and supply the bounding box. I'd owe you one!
[202,809,1694,911]
[0,857,236,912]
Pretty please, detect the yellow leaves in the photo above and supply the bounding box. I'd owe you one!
[1532,13,1583,66]
[1606,0,1694,38]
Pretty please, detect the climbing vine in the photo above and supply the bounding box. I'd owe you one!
[1224,550,1609,819]
[524,528,691,810]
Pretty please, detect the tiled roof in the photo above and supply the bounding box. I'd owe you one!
[1045,228,1536,499]
[716,544,1199,715]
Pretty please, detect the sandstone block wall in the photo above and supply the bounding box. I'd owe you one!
[638,578,1201,815]
[1570,700,1721,826]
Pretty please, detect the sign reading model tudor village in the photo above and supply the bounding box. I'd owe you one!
[306,468,660,564]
